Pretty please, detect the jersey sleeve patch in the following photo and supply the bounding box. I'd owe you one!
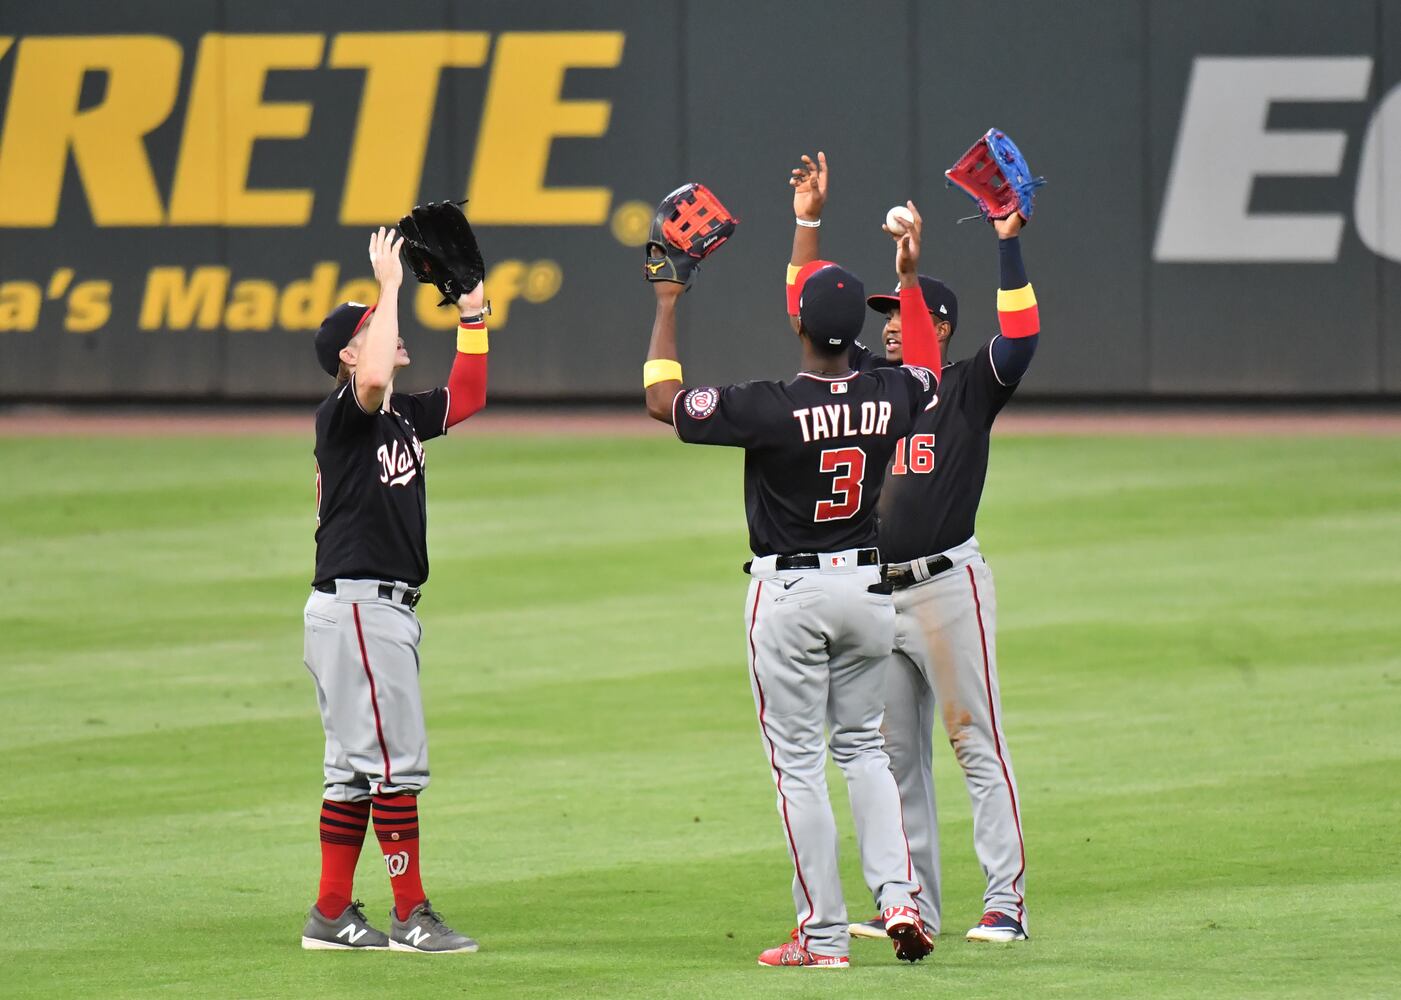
[903,365,934,391]
[683,386,720,420]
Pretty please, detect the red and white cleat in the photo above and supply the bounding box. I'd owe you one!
[757,939,850,969]
[883,905,935,963]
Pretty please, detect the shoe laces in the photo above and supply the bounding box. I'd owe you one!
[779,941,809,964]
[347,900,369,922]
[978,911,1006,927]
[416,902,449,929]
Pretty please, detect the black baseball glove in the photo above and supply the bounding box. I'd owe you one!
[398,200,485,306]
[643,183,738,288]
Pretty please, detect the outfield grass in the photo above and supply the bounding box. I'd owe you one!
[1,428,1398,999]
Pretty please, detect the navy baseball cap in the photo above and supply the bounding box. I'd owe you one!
[867,275,958,333]
[798,265,866,347]
[314,302,374,376]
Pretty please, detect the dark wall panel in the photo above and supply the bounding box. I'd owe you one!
[1146,0,1382,394]
[0,0,1398,400]
[913,1,1149,394]
[1379,0,1401,392]
[681,0,915,388]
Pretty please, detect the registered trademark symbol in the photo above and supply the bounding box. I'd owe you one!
[610,200,653,247]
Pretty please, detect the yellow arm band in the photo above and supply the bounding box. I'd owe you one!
[643,359,684,388]
[997,283,1037,312]
[456,323,490,354]
[456,325,488,355]
[786,263,802,286]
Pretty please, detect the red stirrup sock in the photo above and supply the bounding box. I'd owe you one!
[316,799,370,918]
[373,794,426,920]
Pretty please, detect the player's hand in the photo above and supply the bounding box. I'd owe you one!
[993,211,1024,239]
[456,281,486,315]
[790,151,828,221]
[885,200,922,279]
[369,226,405,287]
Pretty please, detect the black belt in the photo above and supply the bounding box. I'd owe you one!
[886,554,955,590]
[314,581,422,609]
[743,548,881,573]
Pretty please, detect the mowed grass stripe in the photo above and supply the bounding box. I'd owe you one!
[0,433,1398,998]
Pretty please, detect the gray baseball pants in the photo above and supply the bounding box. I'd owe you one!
[744,552,924,957]
[303,580,429,802]
[879,541,1027,933]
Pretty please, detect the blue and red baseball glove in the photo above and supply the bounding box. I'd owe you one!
[945,128,1046,224]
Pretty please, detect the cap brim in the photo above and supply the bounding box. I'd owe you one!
[866,294,900,314]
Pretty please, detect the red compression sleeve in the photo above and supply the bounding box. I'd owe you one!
[899,284,942,379]
[445,322,488,428]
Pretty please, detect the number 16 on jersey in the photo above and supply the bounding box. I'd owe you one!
[891,434,936,476]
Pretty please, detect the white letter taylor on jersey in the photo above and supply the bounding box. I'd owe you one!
[376,437,424,487]
[792,402,892,443]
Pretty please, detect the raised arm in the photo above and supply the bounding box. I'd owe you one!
[356,227,405,413]
[644,282,686,424]
[786,151,827,332]
[887,201,942,377]
[443,280,489,427]
[789,151,827,267]
[989,212,1040,384]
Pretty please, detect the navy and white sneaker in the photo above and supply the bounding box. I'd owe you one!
[848,916,886,940]
[965,911,1027,942]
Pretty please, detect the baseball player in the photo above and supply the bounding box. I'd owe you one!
[642,186,943,969]
[786,152,1039,943]
[298,225,489,953]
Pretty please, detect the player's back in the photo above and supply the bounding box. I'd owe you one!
[672,364,937,556]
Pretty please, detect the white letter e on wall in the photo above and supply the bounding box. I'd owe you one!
[1154,56,1372,263]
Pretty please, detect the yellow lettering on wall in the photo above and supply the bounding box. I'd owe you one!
[0,36,181,227]
[0,282,42,331]
[332,32,489,224]
[65,281,112,332]
[140,267,229,329]
[279,262,340,329]
[468,32,623,224]
[225,280,277,330]
[169,34,323,226]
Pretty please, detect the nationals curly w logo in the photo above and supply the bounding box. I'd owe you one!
[385,851,410,878]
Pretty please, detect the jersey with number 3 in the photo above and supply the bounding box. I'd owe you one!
[671,367,938,556]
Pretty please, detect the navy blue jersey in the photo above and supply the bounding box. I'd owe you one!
[672,365,938,556]
[313,377,449,588]
[850,339,1019,561]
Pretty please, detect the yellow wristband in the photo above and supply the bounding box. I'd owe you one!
[456,325,488,354]
[997,283,1037,312]
[786,263,801,286]
[643,359,683,388]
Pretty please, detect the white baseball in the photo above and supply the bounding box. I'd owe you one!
[886,205,915,234]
